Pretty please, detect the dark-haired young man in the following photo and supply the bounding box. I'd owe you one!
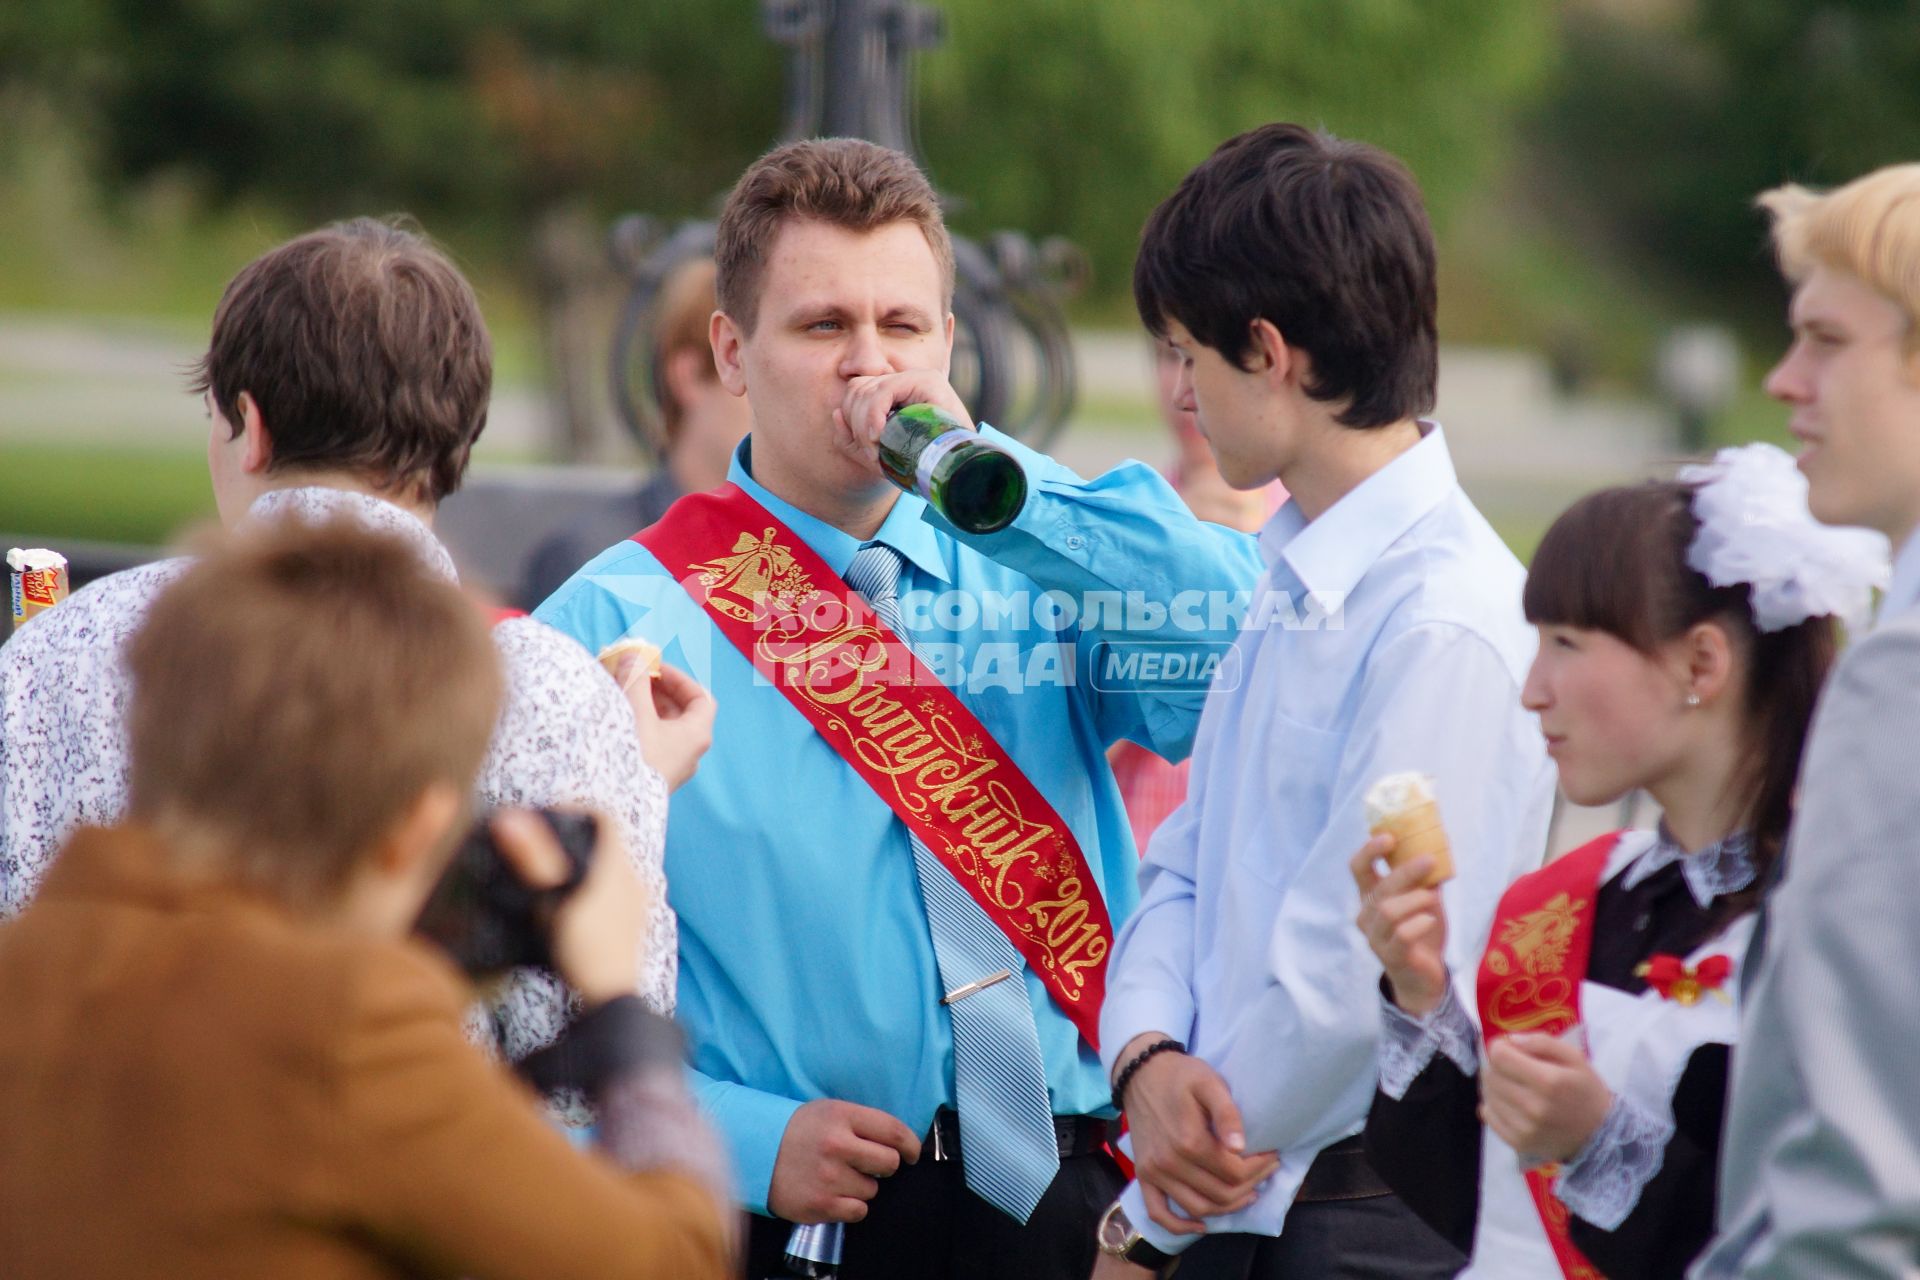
[0,220,703,1056]
[1094,124,1554,1278]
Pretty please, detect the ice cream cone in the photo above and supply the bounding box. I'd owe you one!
[1370,799,1454,887]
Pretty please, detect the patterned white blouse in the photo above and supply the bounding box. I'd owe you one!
[0,488,676,1050]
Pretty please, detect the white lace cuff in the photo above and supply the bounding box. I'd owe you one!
[1377,982,1479,1100]
[1556,1091,1676,1230]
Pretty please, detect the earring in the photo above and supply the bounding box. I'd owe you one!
[1685,691,1702,708]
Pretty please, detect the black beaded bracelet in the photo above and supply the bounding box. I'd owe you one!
[1111,1037,1186,1112]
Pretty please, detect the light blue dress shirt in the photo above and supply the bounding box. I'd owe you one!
[1099,424,1557,1252]
[535,428,1262,1213]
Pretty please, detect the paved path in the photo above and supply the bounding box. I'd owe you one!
[1,316,1674,510]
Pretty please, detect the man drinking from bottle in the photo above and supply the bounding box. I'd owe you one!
[534,137,1261,1278]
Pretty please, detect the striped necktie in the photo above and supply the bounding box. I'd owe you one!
[843,541,1060,1222]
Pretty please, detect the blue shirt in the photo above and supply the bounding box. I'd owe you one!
[536,428,1262,1212]
[1099,424,1557,1250]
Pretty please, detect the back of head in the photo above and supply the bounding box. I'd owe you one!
[714,137,954,333]
[1524,482,1839,877]
[1133,122,1438,428]
[1760,164,1920,340]
[191,217,493,504]
[125,519,502,904]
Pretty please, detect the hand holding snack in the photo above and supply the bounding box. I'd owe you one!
[598,638,663,687]
[600,639,716,791]
[1363,771,1455,887]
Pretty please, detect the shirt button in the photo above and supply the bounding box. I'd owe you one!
[1065,534,1086,550]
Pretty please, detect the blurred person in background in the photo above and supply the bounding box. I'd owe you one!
[521,257,754,608]
[0,519,732,1279]
[1696,163,1920,1280]
[1107,337,1284,854]
[0,218,712,1066]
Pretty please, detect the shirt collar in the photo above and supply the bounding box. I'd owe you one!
[1264,421,1457,597]
[727,437,953,585]
[1621,822,1757,907]
[245,487,458,584]
[1881,529,1920,623]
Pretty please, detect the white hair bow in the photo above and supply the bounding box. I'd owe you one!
[1680,443,1891,633]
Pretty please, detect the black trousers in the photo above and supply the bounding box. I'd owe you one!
[744,1147,1124,1280]
[1168,1192,1465,1280]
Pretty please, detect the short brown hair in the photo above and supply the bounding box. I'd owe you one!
[1760,164,1920,350]
[126,518,502,902]
[1134,123,1438,429]
[190,217,493,504]
[655,258,722,442]
[714,138,954,332]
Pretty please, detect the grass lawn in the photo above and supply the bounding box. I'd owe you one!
[0,444,214,546]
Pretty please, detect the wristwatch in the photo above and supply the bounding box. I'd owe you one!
[1097,1199,1179,1273]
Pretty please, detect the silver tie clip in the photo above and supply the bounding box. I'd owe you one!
[941,968,1014,1005]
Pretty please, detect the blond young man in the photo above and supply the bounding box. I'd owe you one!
[1696,165,1920,1279]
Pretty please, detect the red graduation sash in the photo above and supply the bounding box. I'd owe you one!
[637,484,1111,1050]
[1476,832,1622,1280]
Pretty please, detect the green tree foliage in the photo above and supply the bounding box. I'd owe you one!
[4,0,1553,304]
[1533,1,1920,322]
[3,0,781,235]
[919,0,1553,305]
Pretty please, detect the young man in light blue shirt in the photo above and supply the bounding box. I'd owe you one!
[535,138,1261,1278]
[1094,123,1556,1278]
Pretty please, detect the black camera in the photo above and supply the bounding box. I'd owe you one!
[413,809,599,978]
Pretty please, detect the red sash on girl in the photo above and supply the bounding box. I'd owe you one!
[1476,832,1623,1280]
[637,484,1112,1050]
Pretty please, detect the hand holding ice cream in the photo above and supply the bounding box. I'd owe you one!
[1351,772,1455,1017]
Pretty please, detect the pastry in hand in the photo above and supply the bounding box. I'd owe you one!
[597,638,662,687]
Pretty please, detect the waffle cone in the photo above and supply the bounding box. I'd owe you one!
[1370,800,1454,887]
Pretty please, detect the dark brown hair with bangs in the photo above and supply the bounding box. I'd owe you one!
[1133,122,1438,429]
[1524,482,1838,902]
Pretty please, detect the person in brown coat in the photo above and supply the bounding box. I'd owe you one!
[0,518,734,1280]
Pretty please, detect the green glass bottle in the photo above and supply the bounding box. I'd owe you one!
[877,403,1029,534]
